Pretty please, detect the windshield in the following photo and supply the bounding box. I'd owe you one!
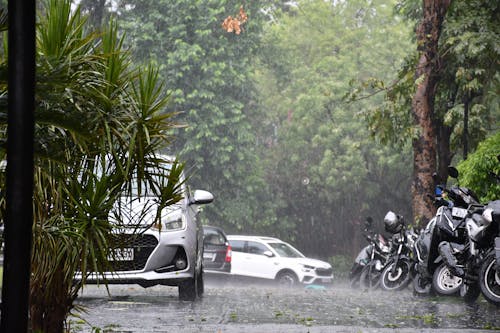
[268,242,304,258]
[128,162,179,197]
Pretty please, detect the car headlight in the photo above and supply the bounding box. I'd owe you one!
[301,264,315,272]
[151,210,186,232]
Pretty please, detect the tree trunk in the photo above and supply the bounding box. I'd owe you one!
[29,265,73,333]
[411,0,451,227]
[436,122,453,183]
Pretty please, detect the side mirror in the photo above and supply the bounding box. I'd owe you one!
[448,166,459,179]
[190,190,214,205]
[263,250,274,257]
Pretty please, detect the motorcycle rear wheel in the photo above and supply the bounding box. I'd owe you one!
[380,259,412,291]
[413,273,432,295]
[432,262,462,296]
[479,252,500,306]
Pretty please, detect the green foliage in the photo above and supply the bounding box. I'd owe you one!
[114,0,279,232]
[328,255,352,279]
[358,0,499,156]
[457,132,500,202]
[255,0,413,255]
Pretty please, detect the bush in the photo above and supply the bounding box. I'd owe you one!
[328,254,352,280]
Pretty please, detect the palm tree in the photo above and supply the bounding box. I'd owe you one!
[0,0,182,331]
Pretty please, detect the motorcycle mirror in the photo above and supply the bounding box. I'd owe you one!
[448,166,459,179]
[432,172,440,184]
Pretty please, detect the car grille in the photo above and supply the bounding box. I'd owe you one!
[315,267,333,276]
[109,234,158,272]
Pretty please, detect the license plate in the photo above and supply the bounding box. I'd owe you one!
[452,207,467,218]
[321,278,333,283]
[203,252,215,261]
[108,248,134,261]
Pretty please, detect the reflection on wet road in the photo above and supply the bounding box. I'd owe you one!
[72,278,499,333]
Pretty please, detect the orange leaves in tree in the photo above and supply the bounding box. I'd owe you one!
[222,6,248,35]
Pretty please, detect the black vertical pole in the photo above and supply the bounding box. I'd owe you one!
[0,0,36,332]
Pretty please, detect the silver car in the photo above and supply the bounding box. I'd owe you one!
[79,156,214,301]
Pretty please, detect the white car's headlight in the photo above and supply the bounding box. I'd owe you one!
[301,264,315,272]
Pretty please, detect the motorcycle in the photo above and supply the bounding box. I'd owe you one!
[379,211,417,291]
[349,217,377,288]
[447,200,500,304]
[435,164,500,303]
[413,166,480,296]
[357,221,392,290]
[477,201,500,306]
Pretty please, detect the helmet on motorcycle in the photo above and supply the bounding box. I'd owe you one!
[384,211,403,233]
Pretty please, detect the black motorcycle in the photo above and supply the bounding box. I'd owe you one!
[379,211,417,291]
[413,167,480,296]
[349,217,378,288]
[446,200,500,304]
[476,201,500,306]
[357,221,392,290]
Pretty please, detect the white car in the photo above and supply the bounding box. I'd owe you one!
[227,235,333,286]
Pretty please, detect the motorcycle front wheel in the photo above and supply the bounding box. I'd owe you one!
[479,252,500,306]
[380,259,412,291]
[432,262,462,296]
[359,262,381,290]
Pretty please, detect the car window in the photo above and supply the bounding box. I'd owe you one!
[268,242,304,258]
[204,229,226,245]
[247,241,270,255]
[229,240,245,252]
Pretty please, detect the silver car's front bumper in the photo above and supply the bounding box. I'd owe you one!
[77,228,198,287]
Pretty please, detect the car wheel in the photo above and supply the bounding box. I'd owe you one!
[276,271,298,287]
[197,267,204,296]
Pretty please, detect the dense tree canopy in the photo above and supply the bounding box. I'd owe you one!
[112,0,279,231]
[253,0,414,255]
[60,0,499,256]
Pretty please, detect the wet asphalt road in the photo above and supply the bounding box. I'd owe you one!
[72,277,499,333]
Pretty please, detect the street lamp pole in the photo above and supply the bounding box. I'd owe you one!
[0,0,36,332]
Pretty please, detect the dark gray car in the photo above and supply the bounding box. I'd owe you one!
[203,225,231,275]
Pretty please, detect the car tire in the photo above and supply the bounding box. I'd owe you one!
[276,270,298,287]
[197,267,204,297]
[179,270,198,301]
